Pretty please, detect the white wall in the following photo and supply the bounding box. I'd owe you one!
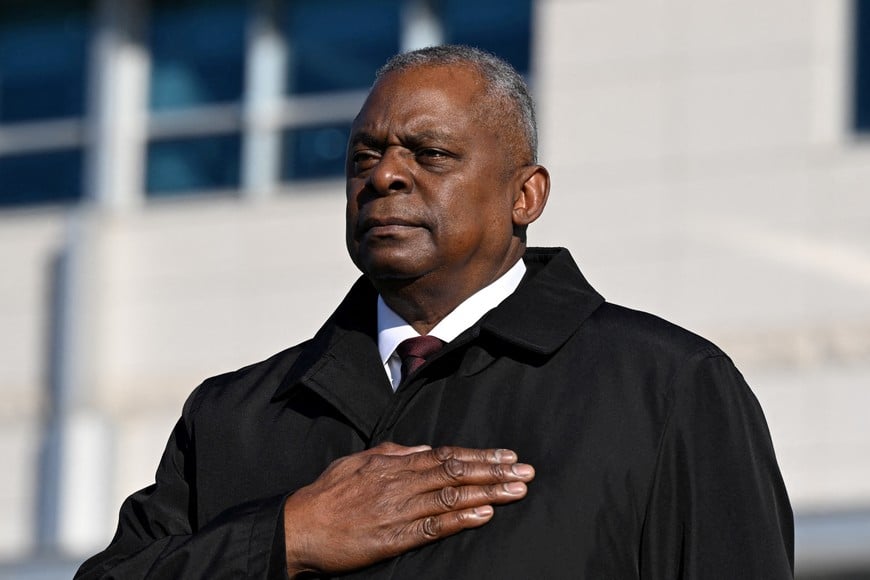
[0,209,68,558]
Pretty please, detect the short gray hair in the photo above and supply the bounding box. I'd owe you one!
[376,45,538,164]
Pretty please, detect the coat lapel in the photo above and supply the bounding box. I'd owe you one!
[272,277,393,438]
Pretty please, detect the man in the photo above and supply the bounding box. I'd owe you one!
[77,46,793,579]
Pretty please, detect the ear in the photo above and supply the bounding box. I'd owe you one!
[512,165,550,228]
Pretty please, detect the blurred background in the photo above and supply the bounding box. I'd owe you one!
[0,0,869,577]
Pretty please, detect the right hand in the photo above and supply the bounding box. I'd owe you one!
[282,442,535,577]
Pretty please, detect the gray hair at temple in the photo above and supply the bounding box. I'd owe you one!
[376,45,539,165]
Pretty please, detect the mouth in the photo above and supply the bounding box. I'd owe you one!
[359,217,425,238]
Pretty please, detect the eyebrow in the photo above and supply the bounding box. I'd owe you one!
[348,131,381,148]
[348,128,458,149]
[406,129,459,148]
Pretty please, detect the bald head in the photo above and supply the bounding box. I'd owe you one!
[375,45,538,167]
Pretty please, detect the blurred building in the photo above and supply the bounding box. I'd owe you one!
[0,0,869,577]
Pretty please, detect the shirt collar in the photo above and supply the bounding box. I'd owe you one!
[377,258,527,365]
[272,248,606,416]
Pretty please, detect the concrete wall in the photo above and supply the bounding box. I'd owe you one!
[0,209,68,557]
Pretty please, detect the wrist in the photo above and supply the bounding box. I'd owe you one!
[282,493,315,578]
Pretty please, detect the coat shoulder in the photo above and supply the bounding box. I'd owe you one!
[590,301,725,363]
[184,340,313,418]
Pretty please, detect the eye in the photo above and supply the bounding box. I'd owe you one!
[416,148,453,165]
[351,150,380,173]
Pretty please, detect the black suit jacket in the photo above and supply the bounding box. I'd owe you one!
[77,247,794,579]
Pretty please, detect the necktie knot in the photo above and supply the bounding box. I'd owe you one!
[396,335,444,384]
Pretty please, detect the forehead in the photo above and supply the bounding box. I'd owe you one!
[352,65,490,135]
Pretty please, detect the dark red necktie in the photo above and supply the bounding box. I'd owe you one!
[396,335,444,384]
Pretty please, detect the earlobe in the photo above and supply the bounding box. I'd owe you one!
[512,165,550,227]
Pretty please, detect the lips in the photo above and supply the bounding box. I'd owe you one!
[358,216,426,238]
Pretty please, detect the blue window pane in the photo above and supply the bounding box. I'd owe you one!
[284,0,401,94]
[149,0,247,110]
[146,135,241,195]
[855,0,870,131]
[441,0,533,74]
[283,124,350,180]
[0,150,82,206]
[0,0,90,122]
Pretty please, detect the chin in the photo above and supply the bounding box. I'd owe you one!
[356,252,432,285]
[363,262,424,282]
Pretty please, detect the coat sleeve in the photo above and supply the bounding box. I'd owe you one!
[74,390,290,580]
[639,348,794,579]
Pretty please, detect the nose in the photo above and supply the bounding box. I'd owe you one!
[368,148,411,195]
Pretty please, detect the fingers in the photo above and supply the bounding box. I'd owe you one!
[397,445,522,473]
[430,445,518,465]
[413,505,495,540]
[375,481,528,559]
[366,442,518,465]
[404,460,533,525]
[428,480,529,513]
[388,481,528,555]
[422,456,535,489]
[365,443,535,491]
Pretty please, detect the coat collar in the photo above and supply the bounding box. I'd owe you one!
[271,247,604,435]
[479,247,604,354]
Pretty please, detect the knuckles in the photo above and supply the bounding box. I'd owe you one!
[433,446,456,462]
[489,463,509,480]
[441,458,466,480]
[436,486,461,510]
[481,484,501,501]
[421,516,441,538]
[359,454,394,474]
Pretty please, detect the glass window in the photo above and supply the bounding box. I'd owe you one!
[283,0,401,94]
[282,123,351,181]
[0,149,82,206]
[149,0,247,110]
[855,0,870,131]
[146,135,241,195]
[441,0,533,75]
[0,0,90,123]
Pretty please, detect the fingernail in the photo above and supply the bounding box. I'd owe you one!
[495,449,517,463]
[511,463,534,477]
[504,482,526,494]
[474,505,494,517]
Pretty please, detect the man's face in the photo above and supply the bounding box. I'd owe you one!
[345,65,522,293]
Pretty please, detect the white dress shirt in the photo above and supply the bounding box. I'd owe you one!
[377,259,527,391]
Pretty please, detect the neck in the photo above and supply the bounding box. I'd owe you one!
[375,248,525,335]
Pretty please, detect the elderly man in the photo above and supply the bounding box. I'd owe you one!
[77,46,793,579]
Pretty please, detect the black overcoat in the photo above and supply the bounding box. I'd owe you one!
[77,247,794,579]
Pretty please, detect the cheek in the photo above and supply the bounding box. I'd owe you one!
[345,180,360,207]
[344,191,361,254]
[430,206,488,252]
[345,183,365,224]
[344,203,354,235]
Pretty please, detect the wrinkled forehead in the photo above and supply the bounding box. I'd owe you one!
[366,65,488,112]
[351,65,493,136]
